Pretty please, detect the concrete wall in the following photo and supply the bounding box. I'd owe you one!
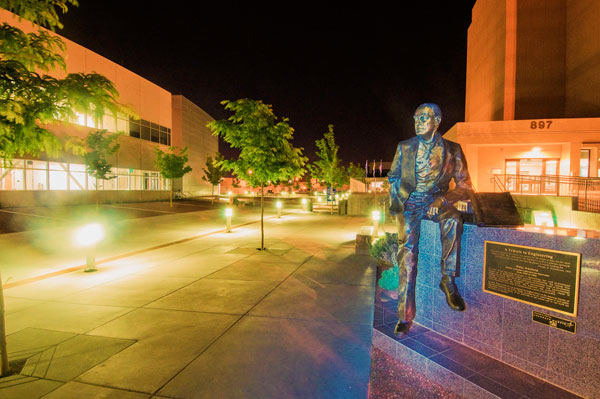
[514,0,566,119]
[0,190,169,208]
[171,96,218,196]
[416,220,600,398]
[347,193,389,218]
[465,0,507,122]
[565,0,600,118]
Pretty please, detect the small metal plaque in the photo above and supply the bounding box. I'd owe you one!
[532,311,576,334]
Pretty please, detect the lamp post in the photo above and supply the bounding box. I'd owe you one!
[276,201,282,218]
[74,223,104,272]
[225,207,233,232]
[372,210,380,238]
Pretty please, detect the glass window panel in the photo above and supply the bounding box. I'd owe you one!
[70,172,86,190]
[167,134,171,146]
[544,160,558,175]
[519,159,543,176]
[10,159,24,168]
[118,175,128,190]
[151,128,159,143]
[33,169,47,190]
[102,114,117,132]
[49,162,68,171]
[70,163,86,172]
[141,119,150,127]
[151,122,159,130]
[129,121,141,138]
[49,170,67,190]
[86,114,97,128]
[159,133,168,145]
[141,126,151,141]
[102,177,116,190]
[11,169,24,190]
[24,169,33,190]
[159,126,167,132]
[88,175,98,190]
[580,149,590,177]
[117,117,128,134]
[31,160,47,170]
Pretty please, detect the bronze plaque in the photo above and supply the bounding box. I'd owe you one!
[532,311,576,334]
[483,241,581,316]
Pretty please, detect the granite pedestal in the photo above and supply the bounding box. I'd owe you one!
[373,220,599,398]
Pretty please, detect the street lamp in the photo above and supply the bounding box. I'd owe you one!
[74,223,104,272]
[225,207,233,232]
[372,210,381,238]
[276,201,282,218]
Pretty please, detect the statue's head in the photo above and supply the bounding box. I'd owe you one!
[414,103,441,140]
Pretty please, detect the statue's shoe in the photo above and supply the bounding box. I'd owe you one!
[394,320,413,335]
[439,278,466,311]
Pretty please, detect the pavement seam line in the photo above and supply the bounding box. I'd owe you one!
[2,212,296,289]
[150,252,315,396]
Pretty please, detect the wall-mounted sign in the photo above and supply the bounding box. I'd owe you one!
[483,241,581,316]
[532,311,576,334]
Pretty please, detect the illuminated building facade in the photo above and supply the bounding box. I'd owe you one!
[446,0,600,197]
[0,9,217,207]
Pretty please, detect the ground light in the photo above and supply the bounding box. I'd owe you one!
[302,198,307,211]
[225,207,233,232]
[372,210,381,237]
[276,201,282,218]
[74,223,104,272]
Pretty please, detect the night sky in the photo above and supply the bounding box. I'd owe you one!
[59,1,476,164]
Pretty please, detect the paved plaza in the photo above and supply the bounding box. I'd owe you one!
[0,203,378,398]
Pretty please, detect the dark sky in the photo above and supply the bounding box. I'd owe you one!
[60,1,476,164]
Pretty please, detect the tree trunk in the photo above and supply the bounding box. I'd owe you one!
[260,183,264,250]
[211,185,214,205]
[0,273,9,376]
[169,179,173,208]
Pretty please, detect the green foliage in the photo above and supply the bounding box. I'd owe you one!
[201,152,226,186]
[0,0,125,162]
[83,130,120,181]
[370,232,400,291]
[155,146,192,179]
[347,162,365,182]
[207,99,307,188]
[0,0,79,30]
[308,124,347,190]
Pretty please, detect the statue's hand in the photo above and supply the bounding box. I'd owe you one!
[427,197,446,218]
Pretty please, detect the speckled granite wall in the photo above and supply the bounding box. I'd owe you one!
[415,220,600,398]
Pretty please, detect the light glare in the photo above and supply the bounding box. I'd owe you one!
[74,223,104,247]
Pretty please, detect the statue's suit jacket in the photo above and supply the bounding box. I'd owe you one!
[388,135,474,217]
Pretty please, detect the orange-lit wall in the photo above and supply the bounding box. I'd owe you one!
[0,9,172,128]
[565,0,600,118]
[514,0,566,119]
[465,0,508,122]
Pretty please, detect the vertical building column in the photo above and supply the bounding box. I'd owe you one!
[569,142,582,176]
[503,0,517,120]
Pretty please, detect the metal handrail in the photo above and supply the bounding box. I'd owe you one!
[493,174,600,213]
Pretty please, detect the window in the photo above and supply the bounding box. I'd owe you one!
[580,149,590,177]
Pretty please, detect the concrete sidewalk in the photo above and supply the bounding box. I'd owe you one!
[0,208,376,398]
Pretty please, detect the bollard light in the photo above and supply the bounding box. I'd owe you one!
[372,210,381,238]
[74,223,104,272]
[276,201,282,218]
[225,207,233,232]
[302,198,307,211]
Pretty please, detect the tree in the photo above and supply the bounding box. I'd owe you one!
[0,0,124,377]
[83,130,119,208]
[308,124,347,213]
[201,152,226,204]
[155,146,192,207]
[0,0,124,162]
[207,99,307,250]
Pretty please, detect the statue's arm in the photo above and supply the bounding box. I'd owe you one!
[443,144,474,204]
[388,144,403,214]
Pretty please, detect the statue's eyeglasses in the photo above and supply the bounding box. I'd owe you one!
[413,113,434,122]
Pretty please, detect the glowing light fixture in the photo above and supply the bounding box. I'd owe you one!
[533,210,554,227]
[302,198,307,211]
[225,207,233,232]
[276,200,282,218]
[372,210,381,237]
[73,223,104,272]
